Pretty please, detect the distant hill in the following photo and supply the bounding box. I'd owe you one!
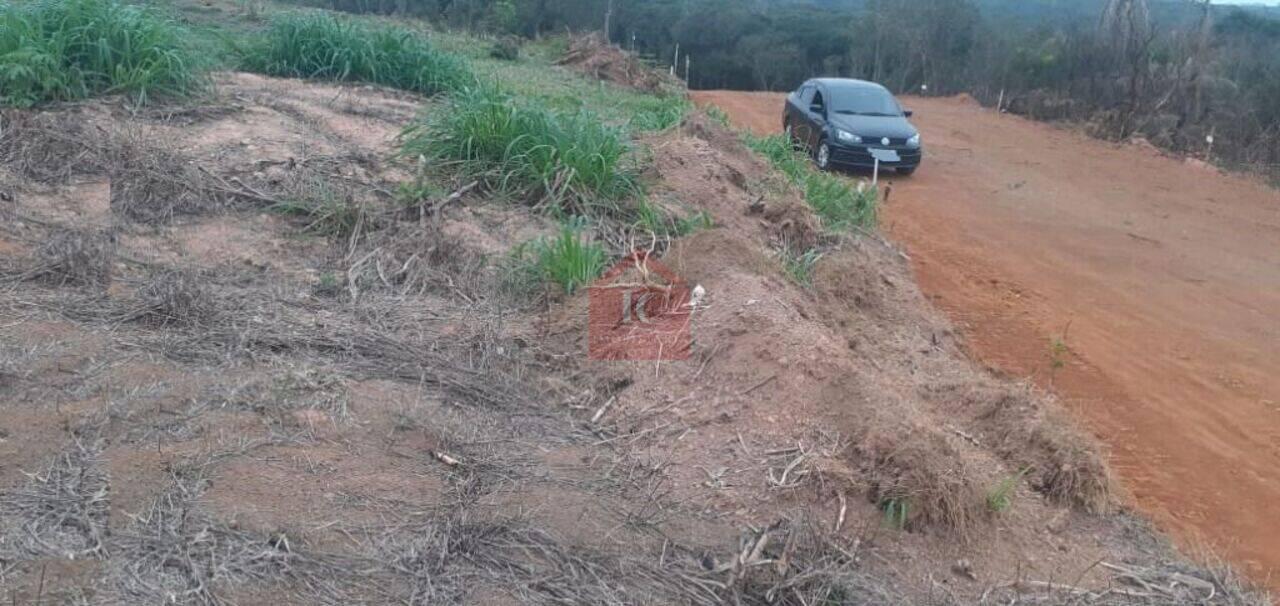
[777,0,1278,26]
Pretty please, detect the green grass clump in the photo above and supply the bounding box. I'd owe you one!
[0,0,202,107]
[781,246,823,287]
[986,467,1031,514]
[240,11,472,95]
[401,86,640,215]
[625,93,691,132]
[430,32,688,134]
[747,134,878,231]
[525,218,606,295]
[634,200,712,237]
[881,498,911,530]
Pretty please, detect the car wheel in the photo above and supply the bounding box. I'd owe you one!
[814,141,831,171]
[784,122,800,151]
[896,166,917,176]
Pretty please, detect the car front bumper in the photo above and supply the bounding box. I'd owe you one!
[829,143,922,170]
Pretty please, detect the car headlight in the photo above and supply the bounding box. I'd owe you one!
[836,129,862,144]
[907,133,921,147]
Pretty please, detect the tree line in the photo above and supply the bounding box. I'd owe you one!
[295,0,1280,177]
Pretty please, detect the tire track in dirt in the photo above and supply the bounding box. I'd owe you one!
[692,89,1280,593]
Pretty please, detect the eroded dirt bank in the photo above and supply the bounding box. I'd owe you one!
[692,89,1280,590]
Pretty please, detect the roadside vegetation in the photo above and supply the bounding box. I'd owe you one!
[0,0,203,107]
[400,85,640,217]
[239,11,473,94]
[747,134,878,231]
[351,0,1280,180]
[520,218,606,295]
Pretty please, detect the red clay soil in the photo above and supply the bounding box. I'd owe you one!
[692,90,1280,591]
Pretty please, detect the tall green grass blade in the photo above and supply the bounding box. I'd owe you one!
[0,0,202,107]
[240,11,473,95]
[400,85,640,215]
[746,133,879,231]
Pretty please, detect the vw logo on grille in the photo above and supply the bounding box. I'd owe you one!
[881,137,890,145]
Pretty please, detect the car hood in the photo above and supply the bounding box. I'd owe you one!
[828,113,917,139]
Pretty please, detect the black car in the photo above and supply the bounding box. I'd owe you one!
[783,78,922,175]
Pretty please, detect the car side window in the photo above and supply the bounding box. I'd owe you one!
[811,89,825,112]
[796,85,813,105]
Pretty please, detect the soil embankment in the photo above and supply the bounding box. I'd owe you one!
[692,89,1280,590]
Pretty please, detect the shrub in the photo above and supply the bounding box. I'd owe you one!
[489,37,521,61]
[747,134,878,231]
[0,0,202,107]
[400,86,639,215]
[240,12,472,95]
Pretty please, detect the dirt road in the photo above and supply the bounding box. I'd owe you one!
[692,90,1280,589]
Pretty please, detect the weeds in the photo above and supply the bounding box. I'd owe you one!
[400,85,640,215]
[881,498,911,530]
[626,93,692,132]
[12,228,118,288]
[747,134,878,230]
[107,128,220,224]
[270,173,368,238]
[986,466,1031,513]
[0,0,202,107]
[524,218,606,295]
[240,11,472,95]
[635,199,712,237]
[705,105,732,128]
[780,245,823,287]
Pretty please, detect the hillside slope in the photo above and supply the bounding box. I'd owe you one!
[692,89,1280,594]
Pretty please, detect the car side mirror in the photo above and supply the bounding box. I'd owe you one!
[903,109,914,117]
[810,104,825,116]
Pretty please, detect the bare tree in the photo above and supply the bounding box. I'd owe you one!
[1101,0,1154,137]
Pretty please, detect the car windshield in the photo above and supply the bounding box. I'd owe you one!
[830,88,902,117]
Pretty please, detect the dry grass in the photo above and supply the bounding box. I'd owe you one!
[0,108,104,183]
[1,228,118,288]
[131,269,220,327]
[347,222,491,302]
[0,438,109,562]
[857,427,983,534]
[950,383,1114,513]
[978,556,1272,605]
[97,452,362,605]
[135,291,532,411]
[106,128,221,224]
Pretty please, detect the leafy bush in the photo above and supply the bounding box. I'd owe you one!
[240,12,472,95]
[400,86,639,215]
[527,219,606,295]
[747,134,878,231]
[0,0,202,107]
